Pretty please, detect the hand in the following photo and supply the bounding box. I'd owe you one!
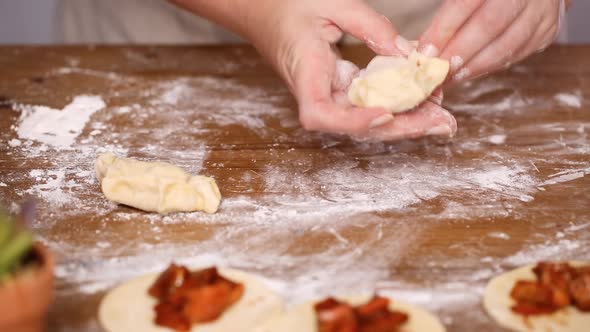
[248,0,457,139]
[171,0,457,140]
[418,0,570,81]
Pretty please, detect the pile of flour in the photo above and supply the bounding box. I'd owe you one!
[14,95,106,148]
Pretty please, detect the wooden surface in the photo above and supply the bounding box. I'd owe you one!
[0,45,589,332]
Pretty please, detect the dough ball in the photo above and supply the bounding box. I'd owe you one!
[348,51,449,113]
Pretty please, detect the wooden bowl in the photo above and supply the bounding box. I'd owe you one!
[0,243,55,332]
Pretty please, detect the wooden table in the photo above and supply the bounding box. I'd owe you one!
[0,45,589,332]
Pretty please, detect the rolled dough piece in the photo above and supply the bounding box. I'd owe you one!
[95,152,221,214]
[255,295,446,332]
[348,51,449,113]
[483,262,590,332]
[99,268,283,332]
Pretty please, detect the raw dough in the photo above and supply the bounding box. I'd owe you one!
[348,51,449,113]
[99,268,283,332]
[483,262,590,332]
[95,152,221,214]
[255,295,446,332]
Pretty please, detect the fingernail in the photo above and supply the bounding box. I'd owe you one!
[369,114,394,129]
[450,55,464,72]
[420,43,439,57]
[426,125,452,137]
[395,36,414,55]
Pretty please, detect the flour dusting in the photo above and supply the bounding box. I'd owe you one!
[541,168,590,186]
[554,92,582,108]
[2,57,589,332]
[487,135,506,145]
[24,170,77,207]
[8,138,22,147]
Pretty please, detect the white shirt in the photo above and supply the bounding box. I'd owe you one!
[58,0,442,44]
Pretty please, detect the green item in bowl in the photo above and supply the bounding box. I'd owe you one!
[0,208,34,280]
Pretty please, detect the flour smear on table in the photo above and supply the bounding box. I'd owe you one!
[1,62,589,331]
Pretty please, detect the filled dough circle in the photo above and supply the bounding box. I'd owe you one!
[99,268,283,332]
[255,295,446,332]
[483,263,590,332]
[95,152,221,214]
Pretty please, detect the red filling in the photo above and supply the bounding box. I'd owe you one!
[509,262,590,316]
[315,296,409,332]
[148,264,244,332]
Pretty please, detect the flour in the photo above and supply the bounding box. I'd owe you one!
[8,138,21,147]
[14,95,106,148]
[487,135,507,145]
[50,212,422,306]
[449,56,464,71]
[502,220,590,267]
[554,92,582,108]
[51,67,128,82]
[334,60,359,91]
[487,232,511,240]
[157,82,192,105]
[541,168,589,186]
[24,169,79,207]
[447,91,531,113]
[29,169,44,178]
[504,239,585,266]
[149,78,290,130]
[465,165,535,202]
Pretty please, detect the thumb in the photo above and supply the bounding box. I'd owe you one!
[331,2,414,56]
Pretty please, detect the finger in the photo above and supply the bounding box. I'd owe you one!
[364,102,457,141]
[457,6,542,81]
[438,0,527,75]
[513,4,561,60]
[292,41,334,104]
[511,24,558,65]
[294,41,392,135]
[418,0,487,57]
[330,2,412,56]
[299,101,394,135]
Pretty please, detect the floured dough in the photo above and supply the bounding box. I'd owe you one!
[255,295,446,332]
[95,152,221,214]
[99,268,283,332]
[348,51,449,113]
[483,262,590,332]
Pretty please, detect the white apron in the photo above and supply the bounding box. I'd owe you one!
[58,0,441,44]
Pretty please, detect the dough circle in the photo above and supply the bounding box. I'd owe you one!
[483,262,590,332]
[255,295,446,332]
[99,268,283,332]
[348,51,449,113]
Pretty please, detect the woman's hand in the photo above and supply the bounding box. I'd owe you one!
[171,0,457,140]
[419,0,570,81]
